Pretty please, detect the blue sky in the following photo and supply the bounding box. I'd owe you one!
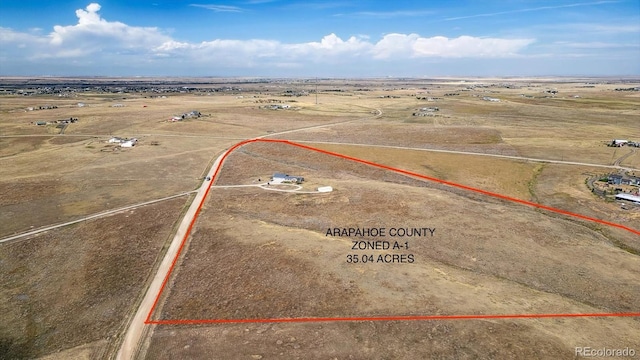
[0,1,638,76]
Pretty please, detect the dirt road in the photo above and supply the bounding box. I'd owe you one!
[294,140,640,171]
[115,109,382,359]
[115,151,227,360]
[0,191,196,244]
[614,148,637,167]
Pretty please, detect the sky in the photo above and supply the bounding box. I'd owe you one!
[0,0,638,77]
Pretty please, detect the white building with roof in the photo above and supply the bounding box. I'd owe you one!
[120,138,138,148]
[615,193,640,204]
[271,172,304,184]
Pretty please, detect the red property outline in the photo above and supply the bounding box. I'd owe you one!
[145,138,640,325]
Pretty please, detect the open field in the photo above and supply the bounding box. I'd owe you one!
[0,136,229,237]
[0,88,369,238]
[281,85,640,166]
[1,77,639,359]
[146,321,578,359]
[150,141,639,358]
[305,143,640,251]
[0,197,188,359]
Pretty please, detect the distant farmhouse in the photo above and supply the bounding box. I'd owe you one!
[26,104,58,111]
[610,139,629,147]
[108,137,138,147]
[607,174,640,187]
[591,170,640,201]
[168,110,201,122]
[413,107,439,117]
[271,172,304,184]
[33,117,78,126]
[262,104,291,110]
[614,87,640,92]
[608,139,640,148]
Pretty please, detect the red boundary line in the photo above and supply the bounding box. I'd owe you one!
[144,138,640,325]
[148,312,640,325]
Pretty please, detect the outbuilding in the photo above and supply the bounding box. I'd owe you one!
[118,138,138,147]
[610,139,629,147]
[615,193,640,204]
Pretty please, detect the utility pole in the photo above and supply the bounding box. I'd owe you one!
[316,77,318,105]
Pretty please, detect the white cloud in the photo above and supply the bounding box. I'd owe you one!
[283,34,372,59]
[371,33,420,59]
[414,36,534,57]
[152,33,532,63]
[0,27,46,44]
[0,3,536,74]
[46,3,170,56]
[372,34,534,59]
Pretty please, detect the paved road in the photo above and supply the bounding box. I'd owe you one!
[0,191,196,244]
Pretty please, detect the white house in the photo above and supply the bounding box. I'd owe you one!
[108,137,124,143]
[271,172,304,184]
[111,137,138,147]
[120,139,137,148]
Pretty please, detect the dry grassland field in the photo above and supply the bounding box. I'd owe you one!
[1,78,639,359]
[0,197,187,359]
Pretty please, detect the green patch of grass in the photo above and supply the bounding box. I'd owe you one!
[528,163,545,202]
[0,337,34,360]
